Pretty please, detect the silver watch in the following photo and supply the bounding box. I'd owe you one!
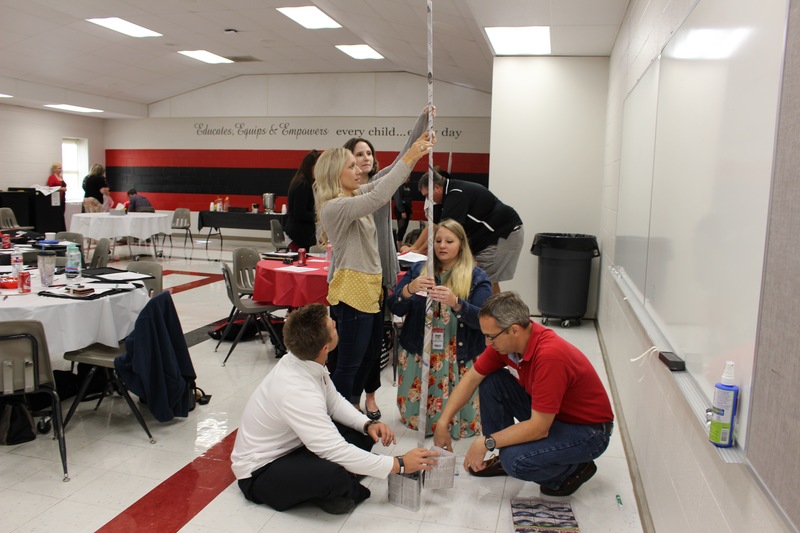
[485,435,496,451]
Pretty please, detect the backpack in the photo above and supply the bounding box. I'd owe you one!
[0,399,36,445]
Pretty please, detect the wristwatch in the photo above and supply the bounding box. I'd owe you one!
[396,455,405,474]
[363,419,378,434]
[484,435,497,452]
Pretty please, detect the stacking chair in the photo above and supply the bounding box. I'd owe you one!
[126,260,163,296]
[231,247,260,297]
[55,231,86,268]
[90,237,110,268]
[216,263,287,365]
[269,219,289,252]
[166,208,193,254]
[63,341,156,444]
[0,207,35,231]
[0,320,69,481]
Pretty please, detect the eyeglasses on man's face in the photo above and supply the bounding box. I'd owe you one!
[484,325,511,342]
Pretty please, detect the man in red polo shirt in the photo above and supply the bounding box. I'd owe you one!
[433,292,614,496]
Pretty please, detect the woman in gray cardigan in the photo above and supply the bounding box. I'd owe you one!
[341,106,432,418]
[315,132,435,413]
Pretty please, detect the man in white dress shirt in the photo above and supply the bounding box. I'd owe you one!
[231,303,437,514]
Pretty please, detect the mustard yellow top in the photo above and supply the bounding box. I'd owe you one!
[327,269,383,313]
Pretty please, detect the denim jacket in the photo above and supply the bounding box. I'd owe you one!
[387,262,492,362]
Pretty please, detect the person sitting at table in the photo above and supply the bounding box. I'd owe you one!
[82,164,109,213]
[315,130,435,414]
[284,149,321,251]
[46,162,67,231]
[126,188,153,212]
[387,219,492,438]
[231,303,438,514]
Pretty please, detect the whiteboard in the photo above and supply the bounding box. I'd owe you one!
[615,0,788,446]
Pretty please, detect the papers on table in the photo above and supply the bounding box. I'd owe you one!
[398,251,426,263]
[94,271,153,281]
[276,265,318,273]
[84,282,137,291]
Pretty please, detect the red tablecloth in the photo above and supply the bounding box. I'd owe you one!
[253,259,330,307]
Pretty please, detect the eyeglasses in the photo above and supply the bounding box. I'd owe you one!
[484,325,511,342]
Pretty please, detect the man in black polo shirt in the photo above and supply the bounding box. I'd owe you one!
[405,171,524,293]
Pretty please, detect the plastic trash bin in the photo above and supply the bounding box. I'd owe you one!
[530,233,599,327]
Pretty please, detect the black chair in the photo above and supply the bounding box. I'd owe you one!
[0,320,69,481]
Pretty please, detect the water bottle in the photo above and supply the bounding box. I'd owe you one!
[65,243,82,279]
[10,248,23,278]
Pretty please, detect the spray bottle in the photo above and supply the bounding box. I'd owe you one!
[709,361,739,447]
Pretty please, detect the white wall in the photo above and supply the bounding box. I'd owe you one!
[0,103,105,187]
[489,57,608,314]
[597,0,789,530]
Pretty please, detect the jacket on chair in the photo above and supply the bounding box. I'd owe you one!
[115,291,196,422]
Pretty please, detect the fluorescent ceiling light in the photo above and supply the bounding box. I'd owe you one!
[44,104,103,113]
[336,45,383,60]
[0,93,12,98]
[277,6,341,29]
[670,28,751,60]
[485,26,551,55]
[178,50,234,64]
[86,17,161,38]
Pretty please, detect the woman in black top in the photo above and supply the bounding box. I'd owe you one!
[82,163,109,213]
[284,150,321,251]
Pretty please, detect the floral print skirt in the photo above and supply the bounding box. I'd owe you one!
[396,345,482,439]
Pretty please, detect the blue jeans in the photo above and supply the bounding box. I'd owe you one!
[331,302,382,403]
[479,369,612,490]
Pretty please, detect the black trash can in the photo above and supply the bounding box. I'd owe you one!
[531,233,599,327]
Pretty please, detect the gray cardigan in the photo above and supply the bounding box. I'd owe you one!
[320,160,414,280]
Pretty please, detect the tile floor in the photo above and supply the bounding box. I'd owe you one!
[0,239,644,533]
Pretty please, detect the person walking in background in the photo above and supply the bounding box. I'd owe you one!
[126,188,153,212]
[340,105,433,420]
[433,292,614,497]
[315,131,435,416]
[387,219,492,438]
[284,149,321,251]
[46,161,67,230]
[82,163,109,213]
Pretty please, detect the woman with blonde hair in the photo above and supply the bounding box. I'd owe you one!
[315,131,435,410]
[387,219,492,437]
[82,163,109,213]
[46,162,67,230]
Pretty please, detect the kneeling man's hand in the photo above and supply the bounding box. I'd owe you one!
[368,422,397,447]
[400,448,440,474]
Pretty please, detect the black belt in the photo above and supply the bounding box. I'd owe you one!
[588,421,613,433]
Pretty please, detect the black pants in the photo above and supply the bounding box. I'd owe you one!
[237,422,375,511]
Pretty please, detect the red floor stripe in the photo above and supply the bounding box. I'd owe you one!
[97,430,239,532]
[163,270,223,296]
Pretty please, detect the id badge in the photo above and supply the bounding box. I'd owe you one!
[432,327,445,350]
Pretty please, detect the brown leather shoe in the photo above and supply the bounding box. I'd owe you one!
[468,455,507,477]
[540,461,597,496]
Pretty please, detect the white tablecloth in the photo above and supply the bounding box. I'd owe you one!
[69,212,172,241]
[0,274,149,355]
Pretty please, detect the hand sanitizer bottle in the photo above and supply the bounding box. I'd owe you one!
[709,361,739,447]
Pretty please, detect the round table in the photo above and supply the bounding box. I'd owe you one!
[0,272,149,356]
[253,259,330,307]
[69,212,172,241]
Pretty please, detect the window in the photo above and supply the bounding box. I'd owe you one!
[61,138,88,202]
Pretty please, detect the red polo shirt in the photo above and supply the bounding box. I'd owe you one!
[473,320,613,425]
